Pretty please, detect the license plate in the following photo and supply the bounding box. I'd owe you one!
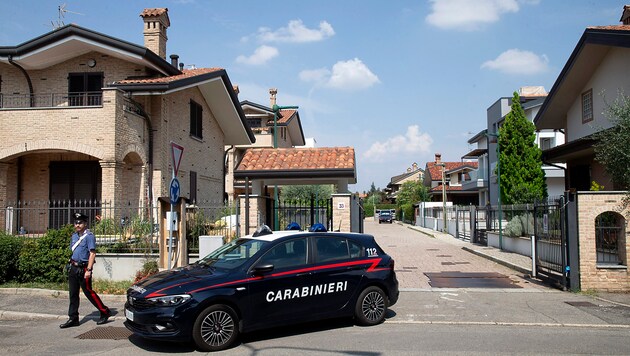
[125,309,134,322]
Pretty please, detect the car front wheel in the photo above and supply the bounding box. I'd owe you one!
[354,286,387,326]
[192,304,239,352]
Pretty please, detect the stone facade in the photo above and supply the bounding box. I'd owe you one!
[577,192,629,291]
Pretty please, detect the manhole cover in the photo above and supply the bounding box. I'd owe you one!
[76,326,132,340]
[424,272,522,288]
[565,301,597,307]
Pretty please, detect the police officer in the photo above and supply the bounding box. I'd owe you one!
[59,213,111,328]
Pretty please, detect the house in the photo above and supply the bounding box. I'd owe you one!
[225,88,306,202]
[534,6,630,291]
[0,8,254,233]
[384,163,423,203]
[423,153,477,205]
[463,86,565,206]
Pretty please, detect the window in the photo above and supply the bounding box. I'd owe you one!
[540,137,555,151]
[190,171,197,203]
[68,72,103,106]
[595,212,624,265]
[258,238,308,269]
[316,237,362,262]
[246,118,262,128]
[582,89,593,123]
[190,100,203,138]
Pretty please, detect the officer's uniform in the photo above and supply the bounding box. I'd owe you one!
[60,213,110,328]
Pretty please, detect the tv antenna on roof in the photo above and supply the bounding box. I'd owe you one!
[50,3,84,29]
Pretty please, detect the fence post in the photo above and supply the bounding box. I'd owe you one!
[531,234,537,278]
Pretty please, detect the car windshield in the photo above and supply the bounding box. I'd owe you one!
[196,238,269,270]
[380,212,390,216]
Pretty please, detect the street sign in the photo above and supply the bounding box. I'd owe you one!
[169,177,180,205]
[171,142,184,176]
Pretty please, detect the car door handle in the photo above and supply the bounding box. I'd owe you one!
[296,272,312,277]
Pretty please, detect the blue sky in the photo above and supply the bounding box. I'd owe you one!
[1,0,625,193]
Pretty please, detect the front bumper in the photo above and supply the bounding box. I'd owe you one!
[123,301,196,342]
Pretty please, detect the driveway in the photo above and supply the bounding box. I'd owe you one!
[364,219,548,290]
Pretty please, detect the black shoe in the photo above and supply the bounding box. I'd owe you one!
[59,319,79,329]
[96,309,111,325]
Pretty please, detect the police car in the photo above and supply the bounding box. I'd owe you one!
[124,225,399,352]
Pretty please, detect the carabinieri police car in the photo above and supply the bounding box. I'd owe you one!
[124,225,399,352]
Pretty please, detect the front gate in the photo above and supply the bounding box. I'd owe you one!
[272,197,332,231]
[533,196,569,289]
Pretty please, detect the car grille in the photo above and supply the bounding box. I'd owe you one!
[128,296,153,310]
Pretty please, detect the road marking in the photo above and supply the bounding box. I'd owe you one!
[386,320,630,328]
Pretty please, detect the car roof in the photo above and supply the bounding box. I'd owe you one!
[241,229,373,243]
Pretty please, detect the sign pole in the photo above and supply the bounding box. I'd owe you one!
[168,142,184,270]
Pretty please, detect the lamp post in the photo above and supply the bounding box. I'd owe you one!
[436,162,447,233]
[486,132,502,249]
[272,104,299,229]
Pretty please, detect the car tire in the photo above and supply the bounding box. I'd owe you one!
[192,304,239,352]
[354,286,387,326]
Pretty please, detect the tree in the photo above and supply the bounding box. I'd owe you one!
[594,93,630,207]
[497,92,547,204]
[280,185,333,202]
[396,181,430,207]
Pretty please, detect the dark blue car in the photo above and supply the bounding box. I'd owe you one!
[124,226,399,352]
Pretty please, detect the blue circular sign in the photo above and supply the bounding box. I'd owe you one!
[169,178,180,205]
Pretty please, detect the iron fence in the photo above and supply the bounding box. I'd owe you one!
[273,197,332,231]
[0,92,102,109]
[185,202,238,254]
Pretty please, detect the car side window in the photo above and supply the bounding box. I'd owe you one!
[316,237,356,262]
[258,238,308,270]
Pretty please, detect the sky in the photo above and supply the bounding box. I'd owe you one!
[0,0,625,193]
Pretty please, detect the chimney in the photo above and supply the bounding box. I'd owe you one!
[170,54,179,68]
[233,85,240,96]
[269,88,278,108]
[621,5,630,25]
[140,8,170,59]
[412,162,418,170]
[435,153,442,164]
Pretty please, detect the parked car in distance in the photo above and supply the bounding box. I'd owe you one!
[378,211,393,224]
[124,225,399,352]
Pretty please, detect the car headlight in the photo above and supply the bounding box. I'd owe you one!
[146,294,192,307]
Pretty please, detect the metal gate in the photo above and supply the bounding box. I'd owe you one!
[473,207,490,245]
[272,197,333,231]
[455,206,472,241]
[533,196,568,289]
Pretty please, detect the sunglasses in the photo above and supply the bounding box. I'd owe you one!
[74,221,86,225]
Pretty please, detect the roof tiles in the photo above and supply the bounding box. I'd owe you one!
[237,147,355,171]
[115,68,223,85]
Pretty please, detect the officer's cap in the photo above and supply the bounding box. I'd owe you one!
[73,212,89,223]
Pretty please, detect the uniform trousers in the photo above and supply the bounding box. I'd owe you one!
[67,264,109,320]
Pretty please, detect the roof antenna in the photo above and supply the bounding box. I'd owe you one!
[50,3,83,29]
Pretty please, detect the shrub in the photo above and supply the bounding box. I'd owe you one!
[17,225,73,283]
[504,213,536,237]
[0,233,24,283]
[134,259,159,283]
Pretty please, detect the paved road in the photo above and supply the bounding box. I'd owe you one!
[365,219,546,290]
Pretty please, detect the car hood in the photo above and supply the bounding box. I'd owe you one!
[128,264,234,298]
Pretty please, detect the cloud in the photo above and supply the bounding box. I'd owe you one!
[481,48,549,75]
[363,125,433,162]
[300,58,380,91]
[426,0,522,31]
[257,19,335,43]
[236,45,279,65]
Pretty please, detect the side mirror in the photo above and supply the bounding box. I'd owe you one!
[252,264,274,275]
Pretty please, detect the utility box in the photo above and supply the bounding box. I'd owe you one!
[199,235,224,259]
[158,197,187,269]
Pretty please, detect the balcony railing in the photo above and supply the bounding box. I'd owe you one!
[0,92,103,109]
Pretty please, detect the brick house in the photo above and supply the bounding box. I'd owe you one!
[225,88,306,202]
[534,8,630,291]
[384,163,424,203]
[423,154,478,205]
[0,8,254,233]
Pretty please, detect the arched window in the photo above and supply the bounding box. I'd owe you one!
[595,212,624,265]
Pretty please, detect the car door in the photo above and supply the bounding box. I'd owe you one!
[245,237,313,327]
[309,235,365,313]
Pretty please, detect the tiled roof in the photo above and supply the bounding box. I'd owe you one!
[278,109,296,124]
[140,8,168,17]
[587,25,630,31]
[426,161,478,181]
[430,185,463,192]
[114,68,223,84]
[237,147,355,171]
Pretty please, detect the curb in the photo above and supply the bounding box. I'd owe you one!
[462,246,531,275]
[0,309,127,322]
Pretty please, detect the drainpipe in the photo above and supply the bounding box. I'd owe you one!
[8,56,34,107]
[223,145,234,203]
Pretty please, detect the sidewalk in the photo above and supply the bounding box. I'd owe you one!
[403,222,630,308]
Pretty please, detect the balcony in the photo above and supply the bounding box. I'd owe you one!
[461,169,488,191]
[0,92,103,109]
